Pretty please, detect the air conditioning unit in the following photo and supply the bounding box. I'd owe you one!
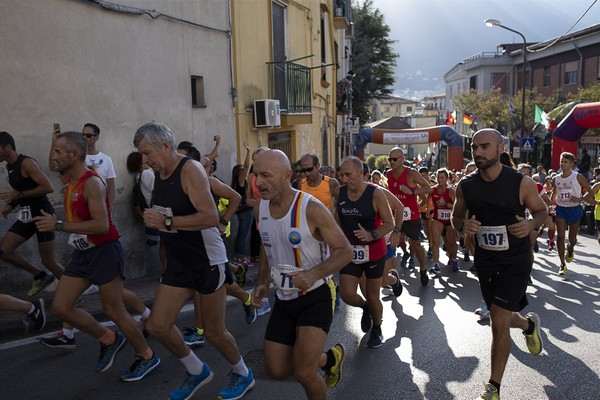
[254,99,281,127]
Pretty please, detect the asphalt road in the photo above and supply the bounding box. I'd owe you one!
[1,232,599,400]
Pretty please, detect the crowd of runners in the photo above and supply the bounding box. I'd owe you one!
[0,124,598,400]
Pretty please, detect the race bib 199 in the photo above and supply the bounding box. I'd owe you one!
[271,264,301,295]
[352,244,370,264]
[16,206,33,223]
[437,209,451,221]
[68,233,96,251]
[476,225,509,251]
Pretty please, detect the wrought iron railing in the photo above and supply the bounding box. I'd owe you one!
[266,59,312,113]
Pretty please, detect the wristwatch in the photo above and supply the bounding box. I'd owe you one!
[55,220,64,231]
[371,230,379,240]
[164,216,173,231]
[392,227,402,234]
[220,218,229,226]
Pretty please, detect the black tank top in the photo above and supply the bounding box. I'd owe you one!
[7,154,53,212]
[460,165,531,265]
[152,157,219,272]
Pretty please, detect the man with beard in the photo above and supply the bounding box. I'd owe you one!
[451,129,547,400]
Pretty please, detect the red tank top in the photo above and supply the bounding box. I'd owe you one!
[387,167,420,221]
[430,185,453,224]
[65,170,120,244]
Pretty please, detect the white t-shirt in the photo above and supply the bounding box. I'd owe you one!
[140,168,155,207]
[86,151,116,182]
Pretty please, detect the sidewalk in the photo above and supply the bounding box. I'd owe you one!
[0,263,260,344]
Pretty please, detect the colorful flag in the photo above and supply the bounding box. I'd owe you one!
[463,113,473,125]
[445,111,455,125]
[508,101,514,115]
[534,105,550,129]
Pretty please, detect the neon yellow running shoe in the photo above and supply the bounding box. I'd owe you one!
[565,244,574,263]
[27,274,55,297]
[324,343,345,388]
[523,312,543,355]
[558,263,567,276]
[476,382,499,400]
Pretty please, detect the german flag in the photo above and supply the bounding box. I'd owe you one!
[463,113,473,125]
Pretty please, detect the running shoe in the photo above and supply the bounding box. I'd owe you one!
[367,325,383,348]
[523,312,543,355]
[183,327,205,347]
[28,298,46,331]
[407,257,415,270]
[477,382,499,400]
[426,249,433,259]
[96,331,127,372]
[565,244,574,263]
[257,299,271,316]
[40,331,76,349]
[217,369,255,400]
[235,263,248,287]
[547,240,555,251]
[169,363,214,400]
[243,303,257,325]
[27,273,55,297]
[324,343,345,388]
[558,263,567,276]
[120,353,161,382]
[400,253,411,268]
[390,269,403,297]
[474,301,490,318]
[450,259,460,272]
[464,252,471,262]
[82,284,100,296]
[429,263,441,274]
[360,303,372,333]
[420,270,429,286]
[334,285,341,309]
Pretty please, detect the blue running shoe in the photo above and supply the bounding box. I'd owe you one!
[120,353,161,382]
[450,259,459,272]
[96,331,127,372]
[217,369,255,400]
[243,303,257,325]
[169,363,214,400]
[429,263,441,274]
[257,299,271,316]
[183,327,205,347]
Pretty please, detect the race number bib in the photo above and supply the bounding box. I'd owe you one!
[68,233,96,251]
[16,206,33,223]
[403,208,412,220]
[352,244,370,264]
[437,209,451,221]
[271,264,301,295]
[559,192,572,201]
[476,226,509,251]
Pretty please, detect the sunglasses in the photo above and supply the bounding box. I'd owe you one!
[82,133,98,139]
[388,157,402,162]
[300,166,316,173]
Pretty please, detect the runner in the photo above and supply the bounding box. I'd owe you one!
[250,149,352,399]
[0,131,64,296]
[452,129,547,400]
[429,168,458,274]
[386,147,432,286]
[34,131,159,381]
[299,153,340,213]
[552,152,594,275]
[336,156,394,348]
[134,122,254,400]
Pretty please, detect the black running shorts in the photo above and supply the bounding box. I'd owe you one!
[476,261,532,312]
[340,256,385,279]
[64,240,124,285]
[160,262,233,294]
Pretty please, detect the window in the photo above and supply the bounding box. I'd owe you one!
[469,75,477,91]
[543,66,551,87]
[564,61,577,85]
[191,76,206,108]
[407,106,413,112]
[268,132,291,157]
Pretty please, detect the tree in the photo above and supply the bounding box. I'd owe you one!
[351,0,398,125]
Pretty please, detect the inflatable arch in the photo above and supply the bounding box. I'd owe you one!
[355,125,464,171]
[551,101,600,170]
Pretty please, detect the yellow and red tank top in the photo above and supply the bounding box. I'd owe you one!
[65,170,119,244]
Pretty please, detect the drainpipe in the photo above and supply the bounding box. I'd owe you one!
[572,40,584,88]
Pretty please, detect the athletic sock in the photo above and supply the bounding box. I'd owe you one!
[524,319,535,335]
[232,358,249,377]
[489,380,501,395]
[322,349,336,371]
[141,307,151,319]
[180,351,204,375]
[62,328,75,339]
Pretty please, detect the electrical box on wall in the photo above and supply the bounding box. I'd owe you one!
[254,99,281,127]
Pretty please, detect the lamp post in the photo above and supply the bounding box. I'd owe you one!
[484,18,528,161]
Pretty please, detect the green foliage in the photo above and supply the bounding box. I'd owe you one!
[351,0,398,126]
[375,154,389,171]
[567,81,600,103]
[365,153,377,172]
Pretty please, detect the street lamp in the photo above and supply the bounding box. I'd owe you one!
[484,18,528,161]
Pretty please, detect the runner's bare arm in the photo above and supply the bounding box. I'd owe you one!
[175,159,219,230]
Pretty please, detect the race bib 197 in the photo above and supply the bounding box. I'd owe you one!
[352,244,370,264]
[476,225,509,251]
[271,264,301,295]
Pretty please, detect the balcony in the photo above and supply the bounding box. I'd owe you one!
[267,59,312,121]
[333,0,351,30]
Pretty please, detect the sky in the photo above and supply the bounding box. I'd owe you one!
[362,0,600,99]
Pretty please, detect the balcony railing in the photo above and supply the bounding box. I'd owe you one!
[333,0,351,29]
[267,59,311,114]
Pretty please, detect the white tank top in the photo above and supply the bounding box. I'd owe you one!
[259,191,329,300]
[555,171,582,208]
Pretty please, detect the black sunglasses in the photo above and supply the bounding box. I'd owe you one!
[300,166,316,173]
[388,157,401,162]
[82,133,98,139]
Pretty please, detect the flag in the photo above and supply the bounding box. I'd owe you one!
[426,146,432,155]
[445,111,455,125]
[463,113,473,125]
[534,105,551,129]
[508,101,514,115]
